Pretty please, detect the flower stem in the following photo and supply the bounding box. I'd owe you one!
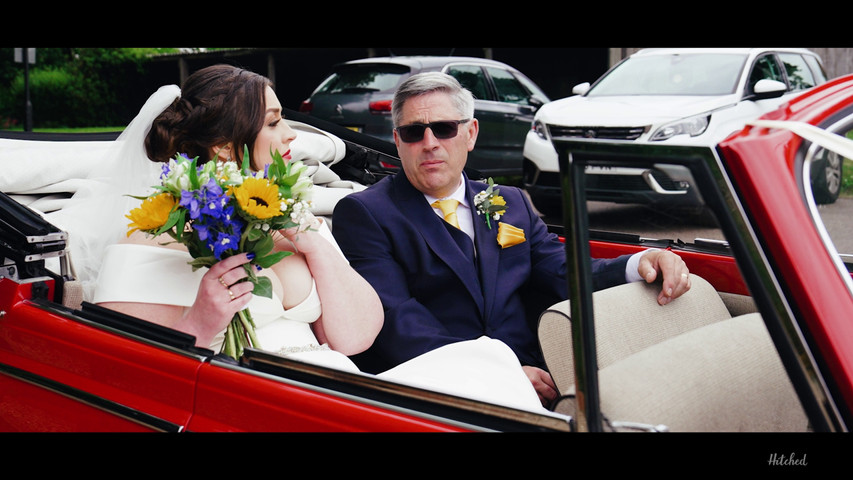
[237,309,261,349]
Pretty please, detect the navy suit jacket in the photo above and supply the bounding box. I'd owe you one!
[332,172,629,374]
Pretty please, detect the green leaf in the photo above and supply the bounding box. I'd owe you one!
[241,145,252,175]
[252,234,275,257]
[154,211,177,236]
[246,226,265,242]
[256,250,291,268]
[189,256,216,270]
[187,156,200,189]
[252,276,274,299]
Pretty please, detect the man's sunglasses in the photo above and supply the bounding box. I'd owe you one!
[395,119,470,143]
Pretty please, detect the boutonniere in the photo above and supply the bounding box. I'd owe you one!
[473,178,506,230]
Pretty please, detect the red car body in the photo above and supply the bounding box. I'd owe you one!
[720,77,853,415]
[2,75,853,432]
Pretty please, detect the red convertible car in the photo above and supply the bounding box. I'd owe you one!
[1,75,852,437]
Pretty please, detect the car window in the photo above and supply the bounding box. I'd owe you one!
[485,67,533,104]
[803,55,828,84]
[588,53,746,96]
[587,54,746,96]
[779,53,818,91]
[802,115,853,288]
[445,65,491,101]
[314,64,409,94]
[747,54,785,93]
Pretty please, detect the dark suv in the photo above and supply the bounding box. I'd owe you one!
[299,56,549,177]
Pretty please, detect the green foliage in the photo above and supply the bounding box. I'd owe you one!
[0,48,162,128]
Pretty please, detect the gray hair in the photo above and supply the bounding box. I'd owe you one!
[391,72,475,127]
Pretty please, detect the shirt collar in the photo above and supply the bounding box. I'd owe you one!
[425,174,468,208]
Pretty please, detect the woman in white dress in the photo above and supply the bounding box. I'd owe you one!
[80,65,546,413]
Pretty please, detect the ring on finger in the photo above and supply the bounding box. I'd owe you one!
[227,289,235,301]
[219,275,228,287]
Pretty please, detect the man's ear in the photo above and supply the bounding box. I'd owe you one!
[466,118,479,152]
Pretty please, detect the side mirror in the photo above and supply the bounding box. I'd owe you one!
[528,95,546,110]
[751,79,787,100]
[572,82,591,95]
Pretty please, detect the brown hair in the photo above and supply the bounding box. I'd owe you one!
[145,64,273,164]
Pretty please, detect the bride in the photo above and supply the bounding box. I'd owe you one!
[54,64,547,414]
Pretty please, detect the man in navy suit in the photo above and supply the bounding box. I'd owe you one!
[332,72,691,405]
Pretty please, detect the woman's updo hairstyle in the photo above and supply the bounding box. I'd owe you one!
[145,64,273,165]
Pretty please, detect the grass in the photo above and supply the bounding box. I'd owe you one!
[843,158,853,197]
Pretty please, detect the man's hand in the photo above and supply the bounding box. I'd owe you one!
[522,366,558,407]
[638,249,691,305]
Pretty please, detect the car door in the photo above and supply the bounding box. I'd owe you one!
[548,133,847,432]
[444,64,505,175]
[444,63,543,176]
[0,295,199,432]
[484,66,542,167]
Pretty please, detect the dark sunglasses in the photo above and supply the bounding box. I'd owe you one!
[395,119,470,143]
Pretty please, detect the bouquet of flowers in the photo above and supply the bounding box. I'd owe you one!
[125,147,314,359]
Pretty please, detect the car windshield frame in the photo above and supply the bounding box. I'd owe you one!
[552,136,843,432]
[587,53,749,97]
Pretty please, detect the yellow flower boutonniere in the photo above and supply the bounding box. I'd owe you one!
[473,178,506,230]
[497,222,526,249]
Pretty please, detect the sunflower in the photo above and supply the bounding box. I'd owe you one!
[232,177,283,219]
[126,192,177,236]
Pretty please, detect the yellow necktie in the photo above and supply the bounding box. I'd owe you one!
[432,199,460,229]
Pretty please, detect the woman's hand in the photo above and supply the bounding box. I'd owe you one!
[272,217,384,355]
[177,253,255,346]
[276,212,323,254]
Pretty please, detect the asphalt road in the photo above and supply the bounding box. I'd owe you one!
[539,197,853,255]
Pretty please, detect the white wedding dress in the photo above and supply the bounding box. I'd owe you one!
[92,232,547,413]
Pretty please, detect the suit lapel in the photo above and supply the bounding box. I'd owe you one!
[467,177,501,319]
[392,174,484,311]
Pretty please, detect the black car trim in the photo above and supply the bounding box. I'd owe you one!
[75,301,202,351]
[239,348,572,432]
[0,361,184,432]
[0,131,121,141]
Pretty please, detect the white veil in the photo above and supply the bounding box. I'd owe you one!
[46,85,181,300]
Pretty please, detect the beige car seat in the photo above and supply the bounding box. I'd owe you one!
[537,274,808,432]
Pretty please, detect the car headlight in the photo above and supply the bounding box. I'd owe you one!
[650,114,710,141]
[532,119,549,140]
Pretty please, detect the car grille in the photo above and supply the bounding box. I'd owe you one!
[548,125,647,140]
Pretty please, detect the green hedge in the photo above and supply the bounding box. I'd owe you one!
[0,67,100,128]
[0,48,154,129]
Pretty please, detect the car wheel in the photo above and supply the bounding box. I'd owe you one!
[811,149,843,205]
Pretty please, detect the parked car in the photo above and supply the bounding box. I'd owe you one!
[523,48,832,215]
[299,56,550,177]
[1,73,852,436]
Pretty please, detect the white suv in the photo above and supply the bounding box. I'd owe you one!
[522,48,831,215]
